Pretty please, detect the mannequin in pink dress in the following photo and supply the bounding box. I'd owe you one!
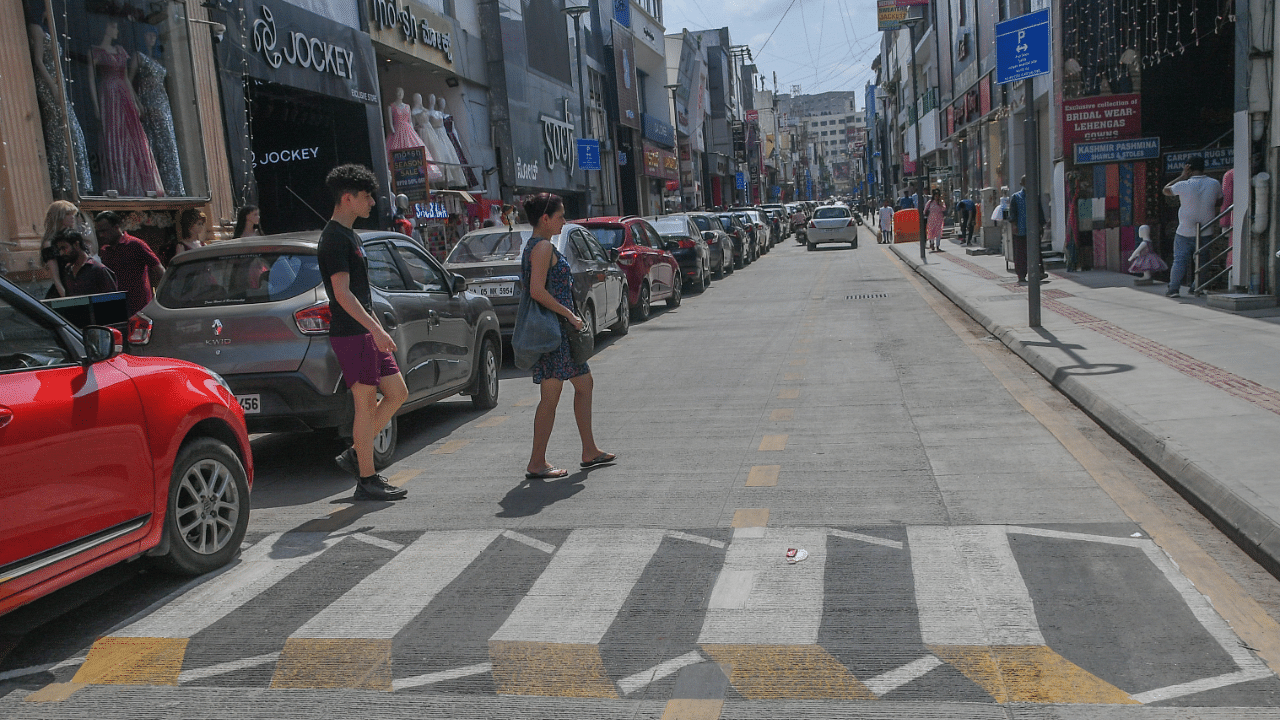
[385,87,443,184]
[89,20,163,197]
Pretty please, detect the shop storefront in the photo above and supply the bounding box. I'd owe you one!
[366,0,495,258]
[6,0,221,275]
[641,113,675,214]
[213,0,384,234]
[945,71,1008,249]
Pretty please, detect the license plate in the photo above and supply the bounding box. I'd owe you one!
[477,282,516,298]
[236,394,261,414]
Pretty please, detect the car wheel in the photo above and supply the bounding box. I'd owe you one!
[692,261,707,292]
[713,254,725,279]
[733,250,744,269]
[850,241,858,249]
[151,437,250,576]
[610,293,630,335]
[373,415,398,470]
[632,283,651,321]
[471,336,500,410]
[807,241,816,251]
[666,277,682,307]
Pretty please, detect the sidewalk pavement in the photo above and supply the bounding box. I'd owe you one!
[887,234,1280,574]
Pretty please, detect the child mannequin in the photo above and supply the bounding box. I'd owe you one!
[1128,224,1168,284]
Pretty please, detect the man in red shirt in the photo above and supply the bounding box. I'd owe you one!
[94,211,165,316]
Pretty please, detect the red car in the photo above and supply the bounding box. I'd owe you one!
[581,216,682,322]
[0,276,253,617]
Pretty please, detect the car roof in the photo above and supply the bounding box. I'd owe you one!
[581,216,644,225]
[168,229,415,263]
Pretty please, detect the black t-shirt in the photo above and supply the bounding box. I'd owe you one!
[317,220,374,337]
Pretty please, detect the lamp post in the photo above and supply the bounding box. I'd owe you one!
[664,83,683,211]
[562,3,591,217]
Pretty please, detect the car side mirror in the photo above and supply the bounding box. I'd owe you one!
[608,248,620,263]
[83,325,122,365]
[451,273,467,294]
[665,240,680,251]
[702,231,716,242]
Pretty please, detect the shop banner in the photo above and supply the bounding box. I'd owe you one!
[1062,94,1141,151]
[1074,137,1160,165]
[642,113,676,148]
[391,148,430,201]
[613,23,641,129]
[661,149,679,182]
[877,0,908,31]
[1163,147,1233,175]
[643,143,663,177]
[368,0,456,72]
[227,0,380,105]
[674,30,706,142]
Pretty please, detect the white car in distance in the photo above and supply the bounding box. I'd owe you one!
[806,204,859,250]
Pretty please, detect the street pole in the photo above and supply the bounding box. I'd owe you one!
[665,84,683,211]
[563,4,591,218]
[906,19,922,200]
[1022,0,1041,328]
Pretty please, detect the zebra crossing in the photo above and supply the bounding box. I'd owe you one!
[40,524,1277,705]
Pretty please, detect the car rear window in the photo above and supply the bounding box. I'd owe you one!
[588,227,626,250]
[157,253,321,308]
[690,216,713,232]
[651,218,689,236]
[815,207,850,219]
[446,230,531,263]
[718,216,733,230]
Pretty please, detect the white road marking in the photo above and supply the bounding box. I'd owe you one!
[616,651,707,695]
[501,530,557,554]
[829,528,904,550]
[698,528,828,645]
[113,532,342,638]
[490,529,666,645]
[908,526,1044,646]
[0,657,85,682]
[862,655,943,697]
[178,653,280,684]
[1131,667,1275,704]
[392,662,493,690]
[665,531,727,549]
[349,532,405,553]
[291,530,501,639]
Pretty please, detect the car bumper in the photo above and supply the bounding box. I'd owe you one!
[807,228,857,243]
[222,372,349,433]
[670,250,699,277]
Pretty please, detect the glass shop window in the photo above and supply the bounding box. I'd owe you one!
[22,0,209,201]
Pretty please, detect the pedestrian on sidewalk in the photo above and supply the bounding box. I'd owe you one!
[924,189,947,253]
[1162,156,1223,298]
[320,164,409,501]
[1006,177,1045,283]
[94,210,164,316]
[878,198,894,244]
[520,192,615,480]
[51,229,116,297]
[956,195,976,245]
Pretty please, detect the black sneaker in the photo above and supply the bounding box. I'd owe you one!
[1165,289,1180,298]
[354,474,408,501]
[334,447,359,478]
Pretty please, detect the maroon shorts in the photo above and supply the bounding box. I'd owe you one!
[330,332,400,388]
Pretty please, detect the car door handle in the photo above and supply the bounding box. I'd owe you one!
[382,312,398,330]
[428,310,440,325]
[0,406,12,429]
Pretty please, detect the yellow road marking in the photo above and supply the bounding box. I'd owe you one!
[784,372,805,381]
[475,415,510,428]
[929,645,1137,704]
[661,699,724,720]
[73,637,187,685]
[701,644,875,700]
[731,508,769,527]
[431,439,472,455]
[777,389,800,399]
[489,641,617,697]
[270,638,391,690]
[514,396,539,407]
[788,358,807,367]
[888,247,1280,675]
[758,434,788,451]
[387,469,421,487]
[23,683,84,702]
[770,409,795,421]
[746,465,781,487]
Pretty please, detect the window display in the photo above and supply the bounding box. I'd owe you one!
[23,0,209,200]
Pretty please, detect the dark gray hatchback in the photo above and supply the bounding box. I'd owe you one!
[128,231,502,467]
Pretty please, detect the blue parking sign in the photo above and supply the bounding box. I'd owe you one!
[996,9,1050,84]
[577,139,601,170]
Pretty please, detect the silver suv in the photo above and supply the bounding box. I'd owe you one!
[128,231,501,467]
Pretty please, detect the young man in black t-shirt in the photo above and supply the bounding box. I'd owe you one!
[317,164,409,501]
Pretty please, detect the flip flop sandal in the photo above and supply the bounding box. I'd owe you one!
[580,453,617,468]
[525,467,569,479]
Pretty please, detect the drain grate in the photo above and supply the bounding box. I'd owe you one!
[847,293,889,300]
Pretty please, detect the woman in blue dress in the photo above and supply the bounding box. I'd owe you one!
[520,193,615,479]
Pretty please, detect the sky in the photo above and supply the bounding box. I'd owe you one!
[661,0,883,103]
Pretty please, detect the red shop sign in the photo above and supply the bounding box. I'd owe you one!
[1062,93,1141,150]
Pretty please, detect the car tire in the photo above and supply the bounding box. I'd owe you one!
[373,415,398,470]
[692,261,707,292]
[807,241,816,251]
[151,437,250,576]
[610,294,630,335]
[471,336,500,410]
[666,277,682,307]
[632,283,651,322]
[713,254,725,280]
[733,251,744,269]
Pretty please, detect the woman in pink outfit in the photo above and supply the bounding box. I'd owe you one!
[923,188,947,252]
[89,21,164,197]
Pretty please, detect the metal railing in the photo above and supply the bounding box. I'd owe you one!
[1193,204,1233,295]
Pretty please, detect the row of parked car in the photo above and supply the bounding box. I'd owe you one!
[0,202,810,615]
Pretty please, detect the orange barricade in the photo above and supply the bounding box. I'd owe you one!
[893,209,920,244]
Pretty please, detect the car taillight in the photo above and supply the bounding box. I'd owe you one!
[847,218,856,227]
[295,302,331,335]
[808,221,816,228]
[616,255,633,266]
[678,239,696,249]
[127,312,152,345]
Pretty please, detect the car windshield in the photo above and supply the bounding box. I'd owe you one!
[815,207,851,219]
[157,253,321,308]
[690,216,713,232]
[651,218,689,235]
[718,216,733,231]
[589,227,627,250]
[736,213,753,225]
[446,230,531,263]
